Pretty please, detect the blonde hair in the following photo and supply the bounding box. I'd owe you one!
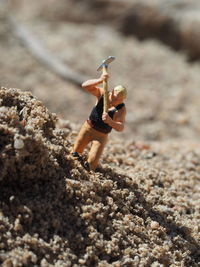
[113,85,127,99]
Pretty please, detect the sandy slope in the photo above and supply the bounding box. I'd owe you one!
[0,1,200,266]
[0,88,200,266]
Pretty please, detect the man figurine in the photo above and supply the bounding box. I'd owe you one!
[72,73,127,171]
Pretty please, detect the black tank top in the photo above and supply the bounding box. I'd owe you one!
[89,96,125,134]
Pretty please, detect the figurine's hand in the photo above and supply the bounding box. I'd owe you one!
[100,73,109,82]
[102,112,112,124]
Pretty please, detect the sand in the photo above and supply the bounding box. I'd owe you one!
[0,87,199,266]
[0,1,200,266]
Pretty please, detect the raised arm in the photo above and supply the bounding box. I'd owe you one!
[82,74,108,99]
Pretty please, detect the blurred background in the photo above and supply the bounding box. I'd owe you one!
[1,0,200,142]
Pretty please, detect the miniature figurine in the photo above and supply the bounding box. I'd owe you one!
[72,57,127,171]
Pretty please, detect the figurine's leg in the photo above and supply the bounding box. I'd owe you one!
[73,121,93,154]
[88,135,108,171]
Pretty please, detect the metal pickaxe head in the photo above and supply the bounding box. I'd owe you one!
[97,56,115,71]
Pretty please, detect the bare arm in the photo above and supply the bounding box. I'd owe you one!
[102,106,126,132]
[82,74,108,98]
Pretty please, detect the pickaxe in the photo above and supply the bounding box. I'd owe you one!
[97,56,115,113]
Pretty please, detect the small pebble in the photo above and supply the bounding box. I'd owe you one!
[150,221,160,230]
[14,138,24,149]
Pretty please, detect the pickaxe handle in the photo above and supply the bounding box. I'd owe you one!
[103,65,108,113]
[97,56,115,113]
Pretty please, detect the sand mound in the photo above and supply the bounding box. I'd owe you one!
[0,87,72,183]
[0,88,200,266]
[0,88,73,184]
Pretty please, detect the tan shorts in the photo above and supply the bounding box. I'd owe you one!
[73,121,108,170]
